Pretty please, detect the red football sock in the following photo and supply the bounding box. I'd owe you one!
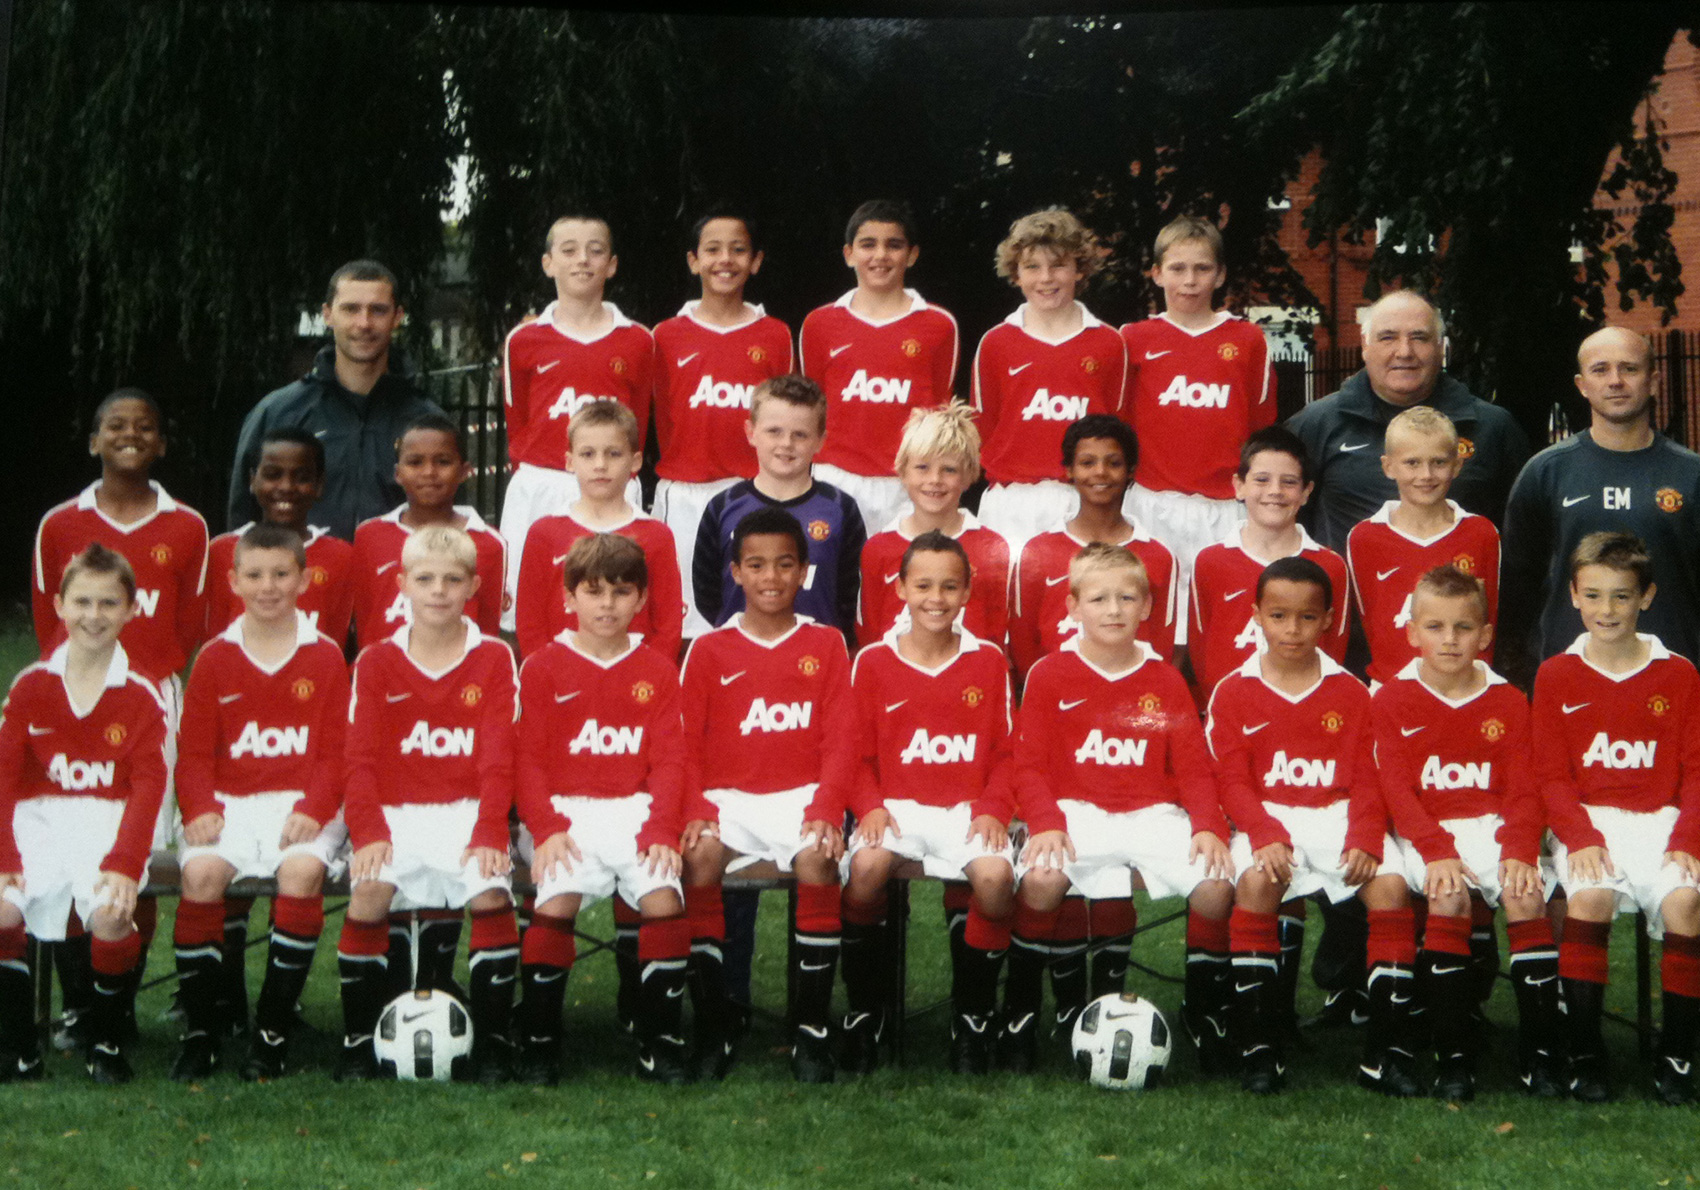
[842,891,887,927]
[91,932,141,976]
[1507,917,1555,954]
[173,898,225,948]
[685,884,725,941]
[272,894,324,939]
[1013,900,1061,942]
[943,884,972,917]
[796,882,841,936]
[639,914,692,962]
[520,912,576,968]
[1089,898,1137,939]
[1051,896,1090,943]
[1558,917,1611,985]
[338,917,390,958]
[0,924,25,963]
[613,897,643,928]
[469,906,519,952]
[1186,910,1231,953]
[1662,932,1700,1000]
[1229,907,1280,956]
[1367,907,1418,967]
[132,897,158,950]
[965,904,1013,952]
[1423,912,1473,958]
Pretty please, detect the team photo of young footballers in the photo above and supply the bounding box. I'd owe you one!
[855,404,1010,651]
[840,531,1017,1075]
[338,525,520,1082]
[1348,407,1501,685]
[678,507,854,1083]
[973,208,1128,554]
[499,213,653,626]
[1010,413,1177,677]
[513,400,683,661]
[0,545,168,1083]
[171,523,351,1081]
[513,533,690,1085]
[651,212,793,641]
[1371,564,1553,1101]
[1207,556,1415,1096]
[1007,543,1234,1072]
[1533,532,1700,1105]
[800,200,959,535]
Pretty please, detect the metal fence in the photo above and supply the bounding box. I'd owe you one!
[421,361,506,524]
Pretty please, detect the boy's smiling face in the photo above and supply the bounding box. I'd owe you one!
[90,397,165,478]
[843,220,917,295]
[1234,449,1312,531]
[251,441,323,532]
[1066,436,1130,510]
[689,218,762,300]
[731,532,805,619]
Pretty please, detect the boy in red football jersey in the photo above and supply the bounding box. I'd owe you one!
[653,212,793,640]
[1121,216,1274,610]
[515,400,683,661]
[351,415,507,651]
[1207,557,1415,1096]
[207,427,355,645]
[1348,407,1501,686]
[856,404,1011,651]
[1005,544,1234,1073]
[337,525,520,1083]
[1533,531,1700,1105]
[974,208,1128,555]
[513,534,690,1085]
[800,200,959,535]
[678,507,854,1083]
[1010,414,1177,677]
[171,524,351,1082]
[1192,425,1349,698]
[0,545,168,1083]
[499,213,653,625]
[839,532,1017,1075]
[1372,564,1552,1102]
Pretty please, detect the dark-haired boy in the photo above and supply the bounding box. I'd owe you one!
[678,507,855,1082]
[653,213,794,641]
[1533,531,1700,1104]
[800,200,959,535]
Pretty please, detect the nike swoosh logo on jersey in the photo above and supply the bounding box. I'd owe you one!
[1376,567,1399,581]
[1562,494,1590,507]
[386,693,412,703]
[1339,442,1371,453]
[1058,699,1087,711]
[377,561,399,574]
[1562,702,1589,714]
[883,572,900,585]
[555,692,581,703]
[1243,723,1269,735]
[1224,589,1246,601]
[829,344,853,359]
[885,701,908,713]
[27,725,51,736]
[552,554,570,566]
[1045,575,1069,586]
[537,360,561,374]
[1400,725,1424,737]
[676,353,700,367]
[1008,363,1033,375]
[1144,351,1171,361]
[720,672,746,686]
[219,693,243,705]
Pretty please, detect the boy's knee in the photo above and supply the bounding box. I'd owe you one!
[1663,887,1700,934]
[792,851,838,886]
[1567,888,1617,922]
[640,888,684,919]
[1427,891,1470,919]
[179,861,230,903]
[1189,878,1233,918]
[274,856,326,899]
[1359,875,1409,911]
[347,883,395,922]
[468,889,512,914]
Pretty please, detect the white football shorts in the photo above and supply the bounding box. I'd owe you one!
[365,799,510,910]
[704,785,822,874]
[4,796,129,940]
[978,481,1078,560]
[520,793,680,910]
[177,790,348,883]
[845,799,1016,881]
[1020,800,1221,900]
[1229,801,1399,905]
[1550,805,1698,939]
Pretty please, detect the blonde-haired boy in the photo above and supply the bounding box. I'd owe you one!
[974,208,1128,555]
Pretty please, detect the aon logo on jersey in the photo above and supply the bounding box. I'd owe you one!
[841,371,910,404]
[1020,390,1091,422]
[1233,617,1265,652]
[1157,376,1229,410]
[1392,593,1413,630]
[384,591,415,627]
[231,723,309,760]
[48,754,114,791]
[1262,751,1336,789]
[132,589,162,618]
[1421,757,1489,790]
[570,720,644,756]
[739,698,812,735]
[1075,730,1148,767]
[899,730,977,765]
[689,376,752,410]
[1582,733,1656,769]
[400,721,475,758]
[547,389,615,420]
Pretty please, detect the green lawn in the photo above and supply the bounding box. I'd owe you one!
[2,615,1700,1188]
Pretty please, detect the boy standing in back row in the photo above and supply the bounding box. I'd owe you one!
[801,200,959,536]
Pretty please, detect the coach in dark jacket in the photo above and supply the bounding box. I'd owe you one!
[1287,291,1531,553]
[228,260,444,540]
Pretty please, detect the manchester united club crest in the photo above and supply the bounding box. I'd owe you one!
[104,723,127,747]
[808,519,831,541]
[1456,438,1476,461]
[1321,711,1344,734]
[293,678,315,702]
[1481,717,1506,742]
[1649,694,1672,717]
[901,338,922,358]
[1657,488,1684,514]
[1218,343,1240,362]
[963,686,985,708]
[1453,554,1476,575]
[798,655,821,677]
[151,544,172,566]
[308,566,328,587]
[610,356,628,376]
[632,681,655,705]
[747,346,768,365]
[1139,693,1162,715]
[1081,356,1100,375]
[460,683,482,708]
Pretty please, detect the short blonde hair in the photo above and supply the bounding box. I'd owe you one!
[1412,563,1488,621]
[568,399,640,451]
[749,374,827,434]
[1152,216,1223,269]
[401,524,478,576]
[545,214,612,253]
[892,403,982,484]
[995,208,1102,287]
[1384,405,1458,454]
[1068,542,1148,599]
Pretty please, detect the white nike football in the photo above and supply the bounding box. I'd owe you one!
[1071,993,1172,1090]
[374,989,473,1082]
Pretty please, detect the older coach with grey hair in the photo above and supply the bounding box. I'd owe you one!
[1287,291,1531,553]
